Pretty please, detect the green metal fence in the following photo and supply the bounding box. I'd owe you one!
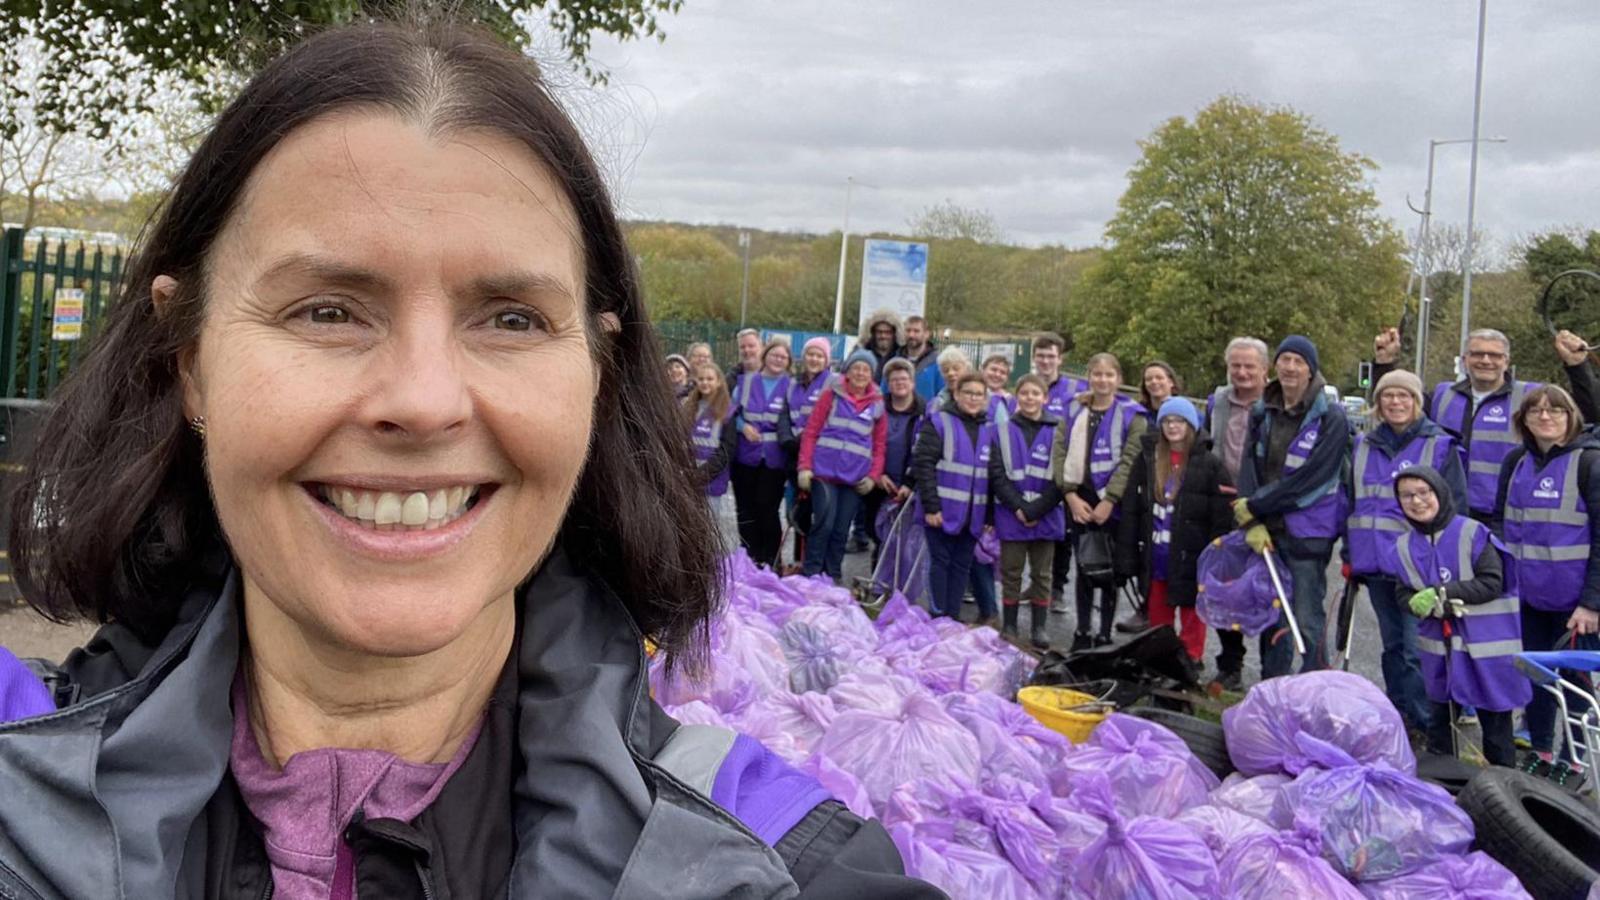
[0,227,126,399]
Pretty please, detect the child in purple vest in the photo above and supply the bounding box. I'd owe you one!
[1387,465,1528,767]
[989,375,1064,647]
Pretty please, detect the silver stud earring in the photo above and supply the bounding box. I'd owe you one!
[189,415,207,439]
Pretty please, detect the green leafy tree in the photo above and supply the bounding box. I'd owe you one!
[0,0,684,140]
[1524,229,1600,352]
[1071,95,1407,390]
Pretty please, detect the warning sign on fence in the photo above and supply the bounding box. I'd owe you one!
[52,288,84,341]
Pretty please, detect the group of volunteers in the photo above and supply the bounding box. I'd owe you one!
[674,311,1600,773]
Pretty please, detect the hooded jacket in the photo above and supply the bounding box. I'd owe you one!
[0,551,940,899]
[1490,427,1600,611]
[1389,463,1504,607]
[1344,416,1469,515]
[857,311,905,381]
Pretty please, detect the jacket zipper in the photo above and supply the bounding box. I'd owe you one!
[413,860,436,900]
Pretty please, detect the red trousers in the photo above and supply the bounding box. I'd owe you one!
[1147,579,1205,661]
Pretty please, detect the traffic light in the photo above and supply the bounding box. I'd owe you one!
[1358,361,1373,390]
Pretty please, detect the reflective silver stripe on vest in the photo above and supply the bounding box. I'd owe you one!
[1352,435,1439,500]
[1417,635,1525,659]
[999,422,1022,481]
[654,724,739,798]
[1024,465,1051,480]
[1348,516,1408,533]
[938,412,979,478]
[1463,597,1522,617]
[1505,542,1590,562]
[1505,452,1588,527]
[1394,531,1427,590]
[817,436,872,459]
[1471,381,1526,444]
[1468,460,1503,475]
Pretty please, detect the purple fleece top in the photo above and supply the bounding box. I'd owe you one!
[0,646,54,722]
[713,732,834,847]
[229,676,483,900]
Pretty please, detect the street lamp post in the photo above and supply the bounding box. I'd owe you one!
[738,230,751,327]
[1412,135,1506,378]
[1458,0,1491,365]
[831,177,877,335]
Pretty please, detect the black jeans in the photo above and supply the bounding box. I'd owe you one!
[1428,701,1515,767]
[731,462,788,567]
[1051,533,1073,600]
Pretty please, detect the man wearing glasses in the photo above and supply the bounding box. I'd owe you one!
[1372,327,1580,523]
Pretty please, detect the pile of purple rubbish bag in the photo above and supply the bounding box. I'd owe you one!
[652,551,1539,899]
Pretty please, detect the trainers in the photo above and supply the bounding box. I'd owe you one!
[1114,612,1148,634]
[1520,751,1553,779]
[1513,727,1532,750]
[1051,596,1070,614]
[1069,632,1092,652]
[1092,634,1114,648]
[1456,706,1479,726]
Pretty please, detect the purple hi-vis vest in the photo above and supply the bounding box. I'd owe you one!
[812,383,883,485]
[734,372,791,469]
[1067,395,1144,495]
[1386,518,1532,711]
[788,373,832,434]
[1044,375,1087,423]
[994,418,1065,542]
[929,411,994,537]
[1432,380,1534,515]
[1346,431,1453,576]
[1504,449,1591,612]
[1150,474,1179,582]
[1268,412,1342,540]
[691,402,731,497]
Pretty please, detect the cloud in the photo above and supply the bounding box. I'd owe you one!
[580,0,1600,249]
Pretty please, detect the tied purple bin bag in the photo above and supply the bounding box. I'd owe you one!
[1195,530,1289,636]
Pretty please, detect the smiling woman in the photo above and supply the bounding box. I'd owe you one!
[0,18,933,900]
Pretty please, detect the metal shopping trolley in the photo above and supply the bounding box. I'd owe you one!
[1515,650,1600,799]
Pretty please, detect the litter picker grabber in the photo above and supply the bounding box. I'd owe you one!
[1331,575,1360,671]
[1260,545,1307,657]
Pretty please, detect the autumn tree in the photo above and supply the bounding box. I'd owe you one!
[1071,95,1408,390]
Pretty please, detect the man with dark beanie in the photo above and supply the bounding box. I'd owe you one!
[1224,335,1349,680]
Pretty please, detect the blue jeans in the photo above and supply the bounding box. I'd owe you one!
[1523,605,1600,757]
[802,480,861,581]
[925,526,976,618]
[1261,544,1333,679]
[968,561,997,619]
[1366,577,1433,730]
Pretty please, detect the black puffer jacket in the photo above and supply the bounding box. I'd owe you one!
[1116,432,1237,606]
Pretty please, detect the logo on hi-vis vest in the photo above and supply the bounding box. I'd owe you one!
[1534,475,1561,500]
[978,445,992,463]
[1298,429,1319,449]
[1031,444,1050,461]
[1439,567,1453,582]
[1396,459,1414,471]
[1482,404,1507,424]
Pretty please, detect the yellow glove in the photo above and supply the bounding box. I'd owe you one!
[1245,524,1272,554]
[797,470,813,491]
[1232,498,1255,528]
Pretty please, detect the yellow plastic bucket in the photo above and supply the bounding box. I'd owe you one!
[1017,686,1111,743]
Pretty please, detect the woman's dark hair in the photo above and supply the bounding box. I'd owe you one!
[1138,360,1183,411]
[9,20,721,669]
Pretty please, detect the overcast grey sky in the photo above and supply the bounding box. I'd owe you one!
[579,0,1599,255]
